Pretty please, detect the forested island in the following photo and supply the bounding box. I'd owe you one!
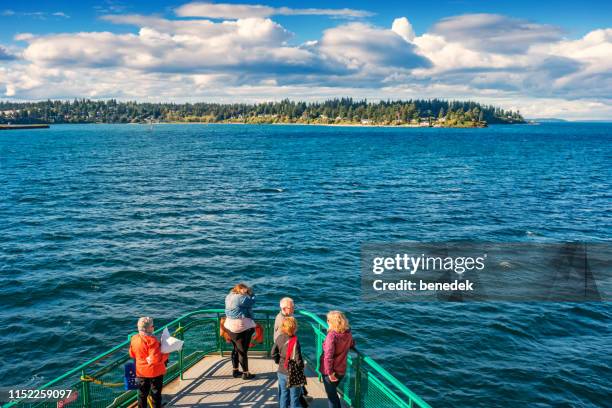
[0,98,525,127]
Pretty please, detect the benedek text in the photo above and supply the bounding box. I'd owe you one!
[373,279,474,291]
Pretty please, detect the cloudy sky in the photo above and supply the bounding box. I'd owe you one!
[0,0,611,119]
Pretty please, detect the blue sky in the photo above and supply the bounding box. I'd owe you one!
[2,0,611,41]
[0,0,611,119]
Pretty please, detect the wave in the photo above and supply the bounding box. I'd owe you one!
[248,187,284,193]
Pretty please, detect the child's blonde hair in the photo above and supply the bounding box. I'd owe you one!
[281,316,298,337]
[327,310,350,333]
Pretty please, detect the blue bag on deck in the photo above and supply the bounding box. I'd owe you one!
[124,362,138,390]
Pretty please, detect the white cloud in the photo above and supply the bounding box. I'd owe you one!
[19,18,327,74]
[409,21,612,102]
[14,33,35,41]
[538,28,612,74]
[175,2,372,19]
[391,17,415,42]
[412,33,521,72]
[432,13,563,54]
[319,22,428,70]
[1,9,70,19]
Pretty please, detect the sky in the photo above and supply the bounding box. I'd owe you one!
[0,0,611,119]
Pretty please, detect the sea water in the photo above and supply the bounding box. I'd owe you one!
[1,123,610,406]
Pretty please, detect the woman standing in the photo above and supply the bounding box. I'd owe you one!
[224,283,256,379]
[129,317,169,408]
[272,317,304,408]
[320,311,355,408]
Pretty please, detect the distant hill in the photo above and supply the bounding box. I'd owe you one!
[0,98,526,127]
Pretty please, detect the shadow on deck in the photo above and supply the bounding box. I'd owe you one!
[163,354,335,407]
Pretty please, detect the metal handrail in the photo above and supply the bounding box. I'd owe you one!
[297,310,431,408]
[3,308,431,408]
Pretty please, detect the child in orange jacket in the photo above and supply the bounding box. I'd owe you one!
[129,317,168,408]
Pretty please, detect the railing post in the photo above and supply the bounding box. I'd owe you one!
[314,324,322,381]
[178,322,184,381]
[81,369,90,408]
[354,354,362,408]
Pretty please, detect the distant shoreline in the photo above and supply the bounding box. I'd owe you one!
[132,121,490,128]
[160,121,483,128]
[0,121,548,130]
[1,122,491,129]
[0,124,50,130]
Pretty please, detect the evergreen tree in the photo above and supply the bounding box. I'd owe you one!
[0,98,525,126]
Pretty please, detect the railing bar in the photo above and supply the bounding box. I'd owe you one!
[8,309,430,408]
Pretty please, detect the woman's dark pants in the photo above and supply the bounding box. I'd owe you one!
[137,375,163,408]
[228,328,255,371]
[323,374,344,408]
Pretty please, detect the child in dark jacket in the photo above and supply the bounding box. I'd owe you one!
[272,317,304,408]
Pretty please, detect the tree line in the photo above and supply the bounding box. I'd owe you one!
[0,98,525,126]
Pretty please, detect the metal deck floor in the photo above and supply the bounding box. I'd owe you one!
[163,354,338,407]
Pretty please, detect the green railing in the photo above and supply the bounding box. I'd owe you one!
[3,309,430,408]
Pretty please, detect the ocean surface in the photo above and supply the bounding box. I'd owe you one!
[0,123,610,407]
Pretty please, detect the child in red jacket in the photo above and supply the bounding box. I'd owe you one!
[129,317,168,408]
